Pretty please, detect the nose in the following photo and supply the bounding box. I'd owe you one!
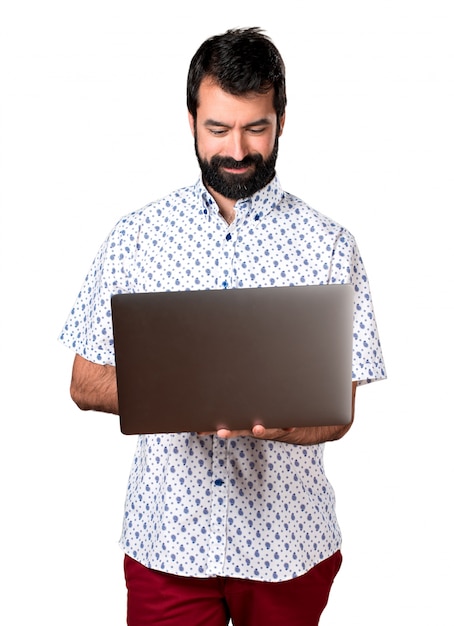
[225,131,248,162]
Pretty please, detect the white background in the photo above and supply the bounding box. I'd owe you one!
[1,1,453,624]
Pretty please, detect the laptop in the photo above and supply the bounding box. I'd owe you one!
[111,284,354,435]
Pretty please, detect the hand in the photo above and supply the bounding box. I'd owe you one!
[199,425,296,441]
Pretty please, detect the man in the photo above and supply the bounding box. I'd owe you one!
[60,27,386,626]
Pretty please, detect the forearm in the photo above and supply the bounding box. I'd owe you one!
[70,354,119,415]
[270,421,353,446]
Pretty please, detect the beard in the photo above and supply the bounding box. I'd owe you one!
[195,132,279,200]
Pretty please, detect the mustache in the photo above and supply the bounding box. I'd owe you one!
[210,154,263,170]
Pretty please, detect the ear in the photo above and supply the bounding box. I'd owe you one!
[278,112,286,136]
[188,111,196,136]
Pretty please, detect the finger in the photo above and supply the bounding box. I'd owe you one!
[216,428,251,438]
[216,429,230,438]
[251,424,266,437]
[251,426,296,439]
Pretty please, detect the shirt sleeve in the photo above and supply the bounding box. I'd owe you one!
[58,217,136,365]
[330,229,387,385]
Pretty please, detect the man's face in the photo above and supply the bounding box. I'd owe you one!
[189,78,285,200]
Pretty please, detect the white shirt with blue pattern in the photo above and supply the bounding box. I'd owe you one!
[60,176,386,582]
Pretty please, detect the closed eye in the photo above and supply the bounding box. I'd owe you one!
[208,128,228,136]
[247,127,266,134]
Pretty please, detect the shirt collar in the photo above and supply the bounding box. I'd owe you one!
[195,175,285,221]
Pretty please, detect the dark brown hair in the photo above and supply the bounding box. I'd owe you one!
[187,27,286,126]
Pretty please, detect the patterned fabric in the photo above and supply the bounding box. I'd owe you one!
[60,176,386,581]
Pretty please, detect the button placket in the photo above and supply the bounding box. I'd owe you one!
[212,218,236,289]
[206,436,230,575]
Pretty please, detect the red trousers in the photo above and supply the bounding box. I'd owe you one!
[124,551,342,626]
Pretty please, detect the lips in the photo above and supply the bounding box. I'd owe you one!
[222,165,253,175]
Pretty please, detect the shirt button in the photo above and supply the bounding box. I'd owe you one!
[214,479,224,486]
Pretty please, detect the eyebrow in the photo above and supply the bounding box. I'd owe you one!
[203,118,272,129]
